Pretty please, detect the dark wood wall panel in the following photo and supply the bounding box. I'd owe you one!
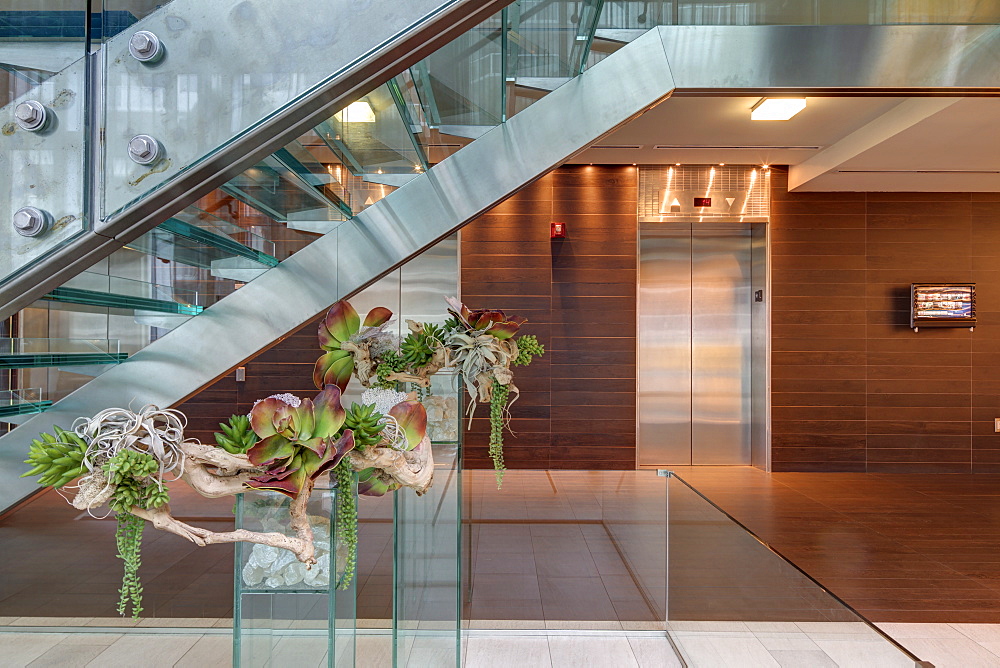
[178,328,316,447]
[461,165,638,470]
[177,164,998,474]
[770,167,1000,473]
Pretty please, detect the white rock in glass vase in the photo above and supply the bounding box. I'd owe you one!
[242,514,340,589]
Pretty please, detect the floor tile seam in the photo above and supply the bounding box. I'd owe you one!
[948,622,1000,649]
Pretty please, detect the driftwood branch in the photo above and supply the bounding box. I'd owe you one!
[132,504,317,564]
[177,441,260,498]
[346,434,435,495]
[73,439,319,564]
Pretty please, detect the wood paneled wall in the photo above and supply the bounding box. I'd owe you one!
[460,165,638,470]
[770,167,1000,473]
[179,165,639,470]
[178,164,1000,474]
[177,326,319,447]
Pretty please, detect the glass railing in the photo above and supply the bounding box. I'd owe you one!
[462,469,925,664]
[222,151,348,225]
[0,2,89,291]
[408,13,506,136]
[0,3,90,93]
[661,472,922,666]
[125,208,279,278]
[0,388,51,420]
[0,338,126,369]
[595,0,1000,27]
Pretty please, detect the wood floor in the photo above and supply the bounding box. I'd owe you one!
[673,467,1000,624]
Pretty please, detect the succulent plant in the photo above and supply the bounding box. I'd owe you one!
[400,322,444,370]
[21,426,89,489]
[313,300,393,391]
[246,385,357,498]
[445,296,526,339]
[374,350,407,389]
[513,334,545,367]
[387,399,429,452]
[214,414,259,454]
[356,467,400,497]
[344,402,385,451]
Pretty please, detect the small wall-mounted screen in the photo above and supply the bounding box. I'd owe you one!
[911,284,976,328]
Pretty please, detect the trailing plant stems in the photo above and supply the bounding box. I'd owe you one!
[115,511,145,618]
[489,379,510,488]
[334,460,358,589]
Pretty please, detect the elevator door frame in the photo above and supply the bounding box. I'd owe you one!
[637,222,770,469]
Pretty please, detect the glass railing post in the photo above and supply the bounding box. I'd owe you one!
[574,0,606,74]
[386,78,430,172]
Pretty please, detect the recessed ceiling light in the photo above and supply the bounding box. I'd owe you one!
[751,98,807,121]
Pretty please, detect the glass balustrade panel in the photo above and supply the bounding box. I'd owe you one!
[1,1,89,288]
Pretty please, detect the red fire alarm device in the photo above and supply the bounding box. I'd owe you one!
[694,197,712,207]
[550,222,567,239]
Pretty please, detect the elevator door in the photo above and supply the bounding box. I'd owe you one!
[638,223,752,466]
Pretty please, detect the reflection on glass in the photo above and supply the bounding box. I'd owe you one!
[665,472,921,665]
[394,376,462,667]
[594,0,1000,27]
[234,479,356,668]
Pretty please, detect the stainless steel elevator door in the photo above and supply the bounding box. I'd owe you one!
[638,226,692,464]
[638,223,752,466]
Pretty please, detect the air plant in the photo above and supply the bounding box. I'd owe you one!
[441,297,543,488]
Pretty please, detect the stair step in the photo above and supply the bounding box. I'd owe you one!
[42,286,203,316]
[0,352,129,369]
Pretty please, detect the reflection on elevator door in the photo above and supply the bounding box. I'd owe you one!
[638,223,755,466]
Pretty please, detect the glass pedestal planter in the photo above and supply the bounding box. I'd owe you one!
[394,370,463,667]
[234,478,357,667]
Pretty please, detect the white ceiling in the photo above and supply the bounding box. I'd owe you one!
[568,96,1000,191]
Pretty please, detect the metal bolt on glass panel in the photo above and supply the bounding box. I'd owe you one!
[1,0,510,320]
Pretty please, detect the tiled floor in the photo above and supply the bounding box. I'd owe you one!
[7,623,1000,667]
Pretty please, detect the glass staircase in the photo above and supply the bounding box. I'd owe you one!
[0,0,621,473]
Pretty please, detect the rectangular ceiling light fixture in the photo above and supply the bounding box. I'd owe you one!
[751,98,807,121]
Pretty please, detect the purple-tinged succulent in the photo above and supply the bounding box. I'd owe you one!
[356,467,399,497]
[388,400,428,452]
[445,296,526,340]
[245,385,356,498]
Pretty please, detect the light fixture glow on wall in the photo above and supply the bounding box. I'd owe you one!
[334,100,376,123]
[751,98,807,121]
